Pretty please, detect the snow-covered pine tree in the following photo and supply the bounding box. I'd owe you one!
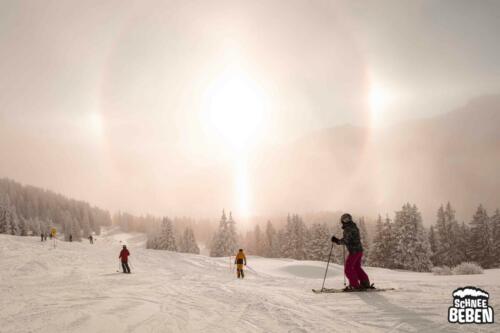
[428,225,438,266]
[469,205,494,268]
[382,215,397,268]
[457,221,472,262]
[28,217,40,236]
[71,216,82,241]
[81,209,91,238]
[18,216,28,236]
[145,223,160,249]
[209,210,238,257]
[369,215,385,267]
[156,217,177,251]
[369,215,396,268]
[243,230,254,254]
[444,203,464,266]
[276,227,286,258]
[434,203,462,267]
[252,224,264,256]
[306,223,331,261]
[358,217,370,263]
[392,203,432,272]
[281,214,308,260]
[433,205,446,266]
[226,212,238,255]
[261,220,276,257]
[491,209,500,267]
[179,227,200,254]
[0,194,19,235]
[62,210,73,241]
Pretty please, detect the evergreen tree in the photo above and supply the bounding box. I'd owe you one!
[28,217,40,236]
[306,223,331,261]
[71,216,82,241]
[392,204,432,272]
[444,203,463,266]
[179,227,200,254]
[276,228,286,258]
[262,220,278,257]
[281,214,308,260]
[81,209,91,238]
[243,230,254,254]
[358,217,370,263]
[435,203,462,267]
[0,194,12,234]
[491,209,500,267]
[0,194,19,235]
[226,212,238,255]
[18,216,28,236]
[253,224,263,256]
[457,222,472,262]
[470,205,494,268]
[147,217,177,251]
[0,178,112,238]
[428,226,438,266]
[209,210,238,257]
[369,215,396,268]
[369,215,385,266]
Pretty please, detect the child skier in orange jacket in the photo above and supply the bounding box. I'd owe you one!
[235,249,247,279]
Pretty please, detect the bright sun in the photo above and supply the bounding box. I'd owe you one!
[369,81,395,127]
[203,68,266,151]
[201,67,268,219]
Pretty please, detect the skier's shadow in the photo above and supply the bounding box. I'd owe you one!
[355,292,452,332]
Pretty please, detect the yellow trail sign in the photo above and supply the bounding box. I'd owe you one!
[51,228,57,237]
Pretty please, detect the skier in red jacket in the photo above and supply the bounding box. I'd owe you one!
[119,245,131,274]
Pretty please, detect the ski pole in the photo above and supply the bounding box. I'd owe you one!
[246,265,258,275]
[321,242,334,291]
[343,245,346,287]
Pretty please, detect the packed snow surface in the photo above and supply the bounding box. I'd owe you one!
[1,230,499,333]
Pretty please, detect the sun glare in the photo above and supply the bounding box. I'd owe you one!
[202,68,267,151]
[369,82,393,127]
[87,111,104,139]
[201,67,268,220]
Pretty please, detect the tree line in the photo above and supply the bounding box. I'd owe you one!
[370,203,500,271]
[145,217,200,254]
[217,203,500,272]
[224,213,370,265]
[0,178,111,240]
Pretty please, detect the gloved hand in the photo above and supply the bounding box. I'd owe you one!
[331,235,339,244]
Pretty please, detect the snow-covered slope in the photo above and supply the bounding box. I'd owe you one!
[0,231,498,333]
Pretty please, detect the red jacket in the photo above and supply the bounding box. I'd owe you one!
[119,248,130,262]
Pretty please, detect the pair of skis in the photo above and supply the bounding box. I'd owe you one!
[312,287,395,293]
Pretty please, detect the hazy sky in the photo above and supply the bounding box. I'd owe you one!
[1,0,499,219]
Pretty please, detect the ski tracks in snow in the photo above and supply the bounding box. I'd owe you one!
[1,234,499,332]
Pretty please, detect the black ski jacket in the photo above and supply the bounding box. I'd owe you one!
[338,221,363,254]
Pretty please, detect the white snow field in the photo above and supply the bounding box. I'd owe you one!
[1,230,499,333]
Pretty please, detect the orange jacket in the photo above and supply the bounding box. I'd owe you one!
[235,251,247,269]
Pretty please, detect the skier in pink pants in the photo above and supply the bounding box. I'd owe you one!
[331,213,372,291]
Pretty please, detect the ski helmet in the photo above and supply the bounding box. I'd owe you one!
[340,213,352,223]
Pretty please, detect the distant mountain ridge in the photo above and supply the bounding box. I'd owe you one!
[250,95,500,222]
